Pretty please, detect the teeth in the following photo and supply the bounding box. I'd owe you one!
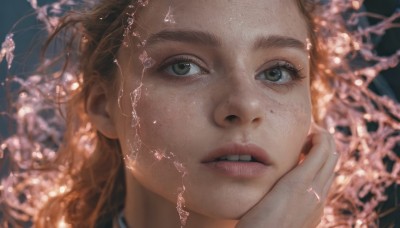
[226,155,239,161]
[219,155,253,162]
[239,155,252,161]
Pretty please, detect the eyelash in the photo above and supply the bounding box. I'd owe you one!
[157,57,305,85]
[262,61,304,81]
[158,56,208,77]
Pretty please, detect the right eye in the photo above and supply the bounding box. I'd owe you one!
[164,61,203,77]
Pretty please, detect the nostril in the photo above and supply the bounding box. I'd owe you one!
[252,117,262,124]
[225,115,239,123]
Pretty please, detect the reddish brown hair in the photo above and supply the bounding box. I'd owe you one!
[35,1,133,227]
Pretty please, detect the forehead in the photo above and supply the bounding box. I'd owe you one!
[135,0,308,43]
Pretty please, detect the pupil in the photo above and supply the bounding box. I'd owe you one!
[267,68,282,81]
[173,62,191,75]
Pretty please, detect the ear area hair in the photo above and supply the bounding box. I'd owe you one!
[85,74,119,139]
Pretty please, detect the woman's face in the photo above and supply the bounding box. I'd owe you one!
[112,0,311,219]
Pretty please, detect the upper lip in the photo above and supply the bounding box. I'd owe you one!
[201,143,272,165]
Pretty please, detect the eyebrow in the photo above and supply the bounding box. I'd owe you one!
[253,35,306,51]
[145,29,306,52]
[146,29,221,47]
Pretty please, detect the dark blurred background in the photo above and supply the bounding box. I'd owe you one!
[364,0,400,102]
[0,0,54,203]
[0,1,53,137]
[363,1,400,226]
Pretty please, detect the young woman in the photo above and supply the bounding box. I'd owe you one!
[5,0,340,227]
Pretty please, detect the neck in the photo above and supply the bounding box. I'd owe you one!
[124,171,238,228]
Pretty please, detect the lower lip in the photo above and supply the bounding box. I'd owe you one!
[203,161,268,178]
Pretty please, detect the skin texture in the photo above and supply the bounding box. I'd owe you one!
[86,0,339,227]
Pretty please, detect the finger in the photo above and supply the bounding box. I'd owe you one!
[313,145,339,193]
[291,130,333,183]
[321,171,336,199]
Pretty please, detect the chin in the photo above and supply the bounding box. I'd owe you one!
[186,191,262,220]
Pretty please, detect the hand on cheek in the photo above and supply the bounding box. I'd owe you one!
[236,124,339,228]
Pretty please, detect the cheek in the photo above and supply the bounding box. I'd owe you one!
[117,89,196,201]
[266,93,311,170]
[134,88,201,151]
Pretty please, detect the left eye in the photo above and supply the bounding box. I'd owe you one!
[165,61,202,77]
[256,66,294,84]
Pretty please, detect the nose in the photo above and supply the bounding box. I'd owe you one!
[213,80,264,128]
